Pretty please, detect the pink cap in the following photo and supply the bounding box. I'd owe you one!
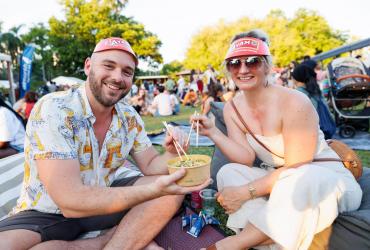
[225,37,270,60]
[93,37,138,66]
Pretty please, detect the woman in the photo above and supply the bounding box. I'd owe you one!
[201,83,223,116]
[292,64,321,108]
[192,30,362,250]
[19,91,38,120]
[130,88,148,115]
[292,64,336,139]
[0,98,26,158]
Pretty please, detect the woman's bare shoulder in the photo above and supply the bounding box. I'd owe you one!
[274,85,312,107]
[275,87,317,124]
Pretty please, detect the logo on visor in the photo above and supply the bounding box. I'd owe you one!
[106,39,129,47]
[232,39,259,51]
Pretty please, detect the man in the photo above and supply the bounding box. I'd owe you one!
[149,85,173,116]
[182,89,198,106]
[164,78,175,92]
[176,75,185,97]
[0,37,209,250]
[0,98,25,158]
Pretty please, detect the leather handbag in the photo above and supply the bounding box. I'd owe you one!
[230,100,362,180]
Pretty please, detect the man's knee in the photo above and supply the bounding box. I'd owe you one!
[0,229,41,250]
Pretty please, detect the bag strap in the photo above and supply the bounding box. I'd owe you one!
[230,100,284,159]
[313,158,343,163]
[230,100,343,164]
[313,140,348,163]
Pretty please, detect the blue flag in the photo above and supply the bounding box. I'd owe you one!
[19,45,35,98]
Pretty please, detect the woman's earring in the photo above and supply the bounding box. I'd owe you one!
[264,80,269,87]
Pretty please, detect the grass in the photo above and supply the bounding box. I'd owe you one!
[141,105,369,236]
[142,105,199,132]
[357,150,370,167]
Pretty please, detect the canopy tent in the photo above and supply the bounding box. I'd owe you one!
[51,76,85,87]
[0,80,17,89]
[176,70,192,76]
[312,37,370,62]
[135,75,168,85]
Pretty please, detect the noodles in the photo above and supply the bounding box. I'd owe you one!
[172,159,207,168]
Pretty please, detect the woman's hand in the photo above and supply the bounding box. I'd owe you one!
[163,125,189,154]
[216,185,249,214]
[190,114,217,137]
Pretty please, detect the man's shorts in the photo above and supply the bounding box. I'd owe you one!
[0,176,141,241]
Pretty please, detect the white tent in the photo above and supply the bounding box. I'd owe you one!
[0,80,17,89]
[51,76,84,87]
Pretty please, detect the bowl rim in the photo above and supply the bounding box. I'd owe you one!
[167,154,211,169]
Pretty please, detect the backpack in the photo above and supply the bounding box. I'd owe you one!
[315,97,336,139]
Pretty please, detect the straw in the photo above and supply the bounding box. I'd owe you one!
[162,121,189,160]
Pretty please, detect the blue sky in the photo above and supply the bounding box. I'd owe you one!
[1,0,369,63]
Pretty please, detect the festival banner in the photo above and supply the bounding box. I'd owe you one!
[19,44,35,98]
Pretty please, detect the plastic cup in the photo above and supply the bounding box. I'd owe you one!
[199,189,217,216]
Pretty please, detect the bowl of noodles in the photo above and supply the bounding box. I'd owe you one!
[167,154,211,187]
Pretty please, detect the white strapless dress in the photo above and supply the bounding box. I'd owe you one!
[216,130,362,250]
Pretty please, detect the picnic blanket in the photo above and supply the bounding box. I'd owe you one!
[0,153,23,220]
[148,122,214,147]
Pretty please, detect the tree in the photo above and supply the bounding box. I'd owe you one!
[48,0,162,77]
[21,23,54,82]
[0,25,25,67]
[286,9,347,63]
[183,9,347,69]
[160,60,184,76]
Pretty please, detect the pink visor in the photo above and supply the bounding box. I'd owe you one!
[93,37,138,66]
[225,37,270,61]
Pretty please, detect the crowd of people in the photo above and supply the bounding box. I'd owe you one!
[0,30,363,250]
[126,67,238,118]
[0,80,75,159]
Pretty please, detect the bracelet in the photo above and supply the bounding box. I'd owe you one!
[248,184,257,199]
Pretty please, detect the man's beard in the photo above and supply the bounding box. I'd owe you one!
[88,69,130,107]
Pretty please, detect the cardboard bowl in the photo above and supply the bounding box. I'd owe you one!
[167,154,211,187]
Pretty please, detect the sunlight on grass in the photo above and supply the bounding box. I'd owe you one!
[142,105,200,132]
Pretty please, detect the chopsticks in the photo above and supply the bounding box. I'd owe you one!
[185,111,200,147]
[162,121,189,160]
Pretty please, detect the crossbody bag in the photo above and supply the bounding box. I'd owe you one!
[230,100,362,180]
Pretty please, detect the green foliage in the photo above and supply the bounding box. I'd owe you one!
[283,9,347,64]
[0,25,25,67]
[183,8,348,70]
[21,23,55,82]
[48,0,162,77]
[160,60,184,76]
[184,19,242,72]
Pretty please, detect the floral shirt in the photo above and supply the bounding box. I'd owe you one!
[13,84,151,214]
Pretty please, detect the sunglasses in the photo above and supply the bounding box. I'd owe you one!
[226,56,265,71]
